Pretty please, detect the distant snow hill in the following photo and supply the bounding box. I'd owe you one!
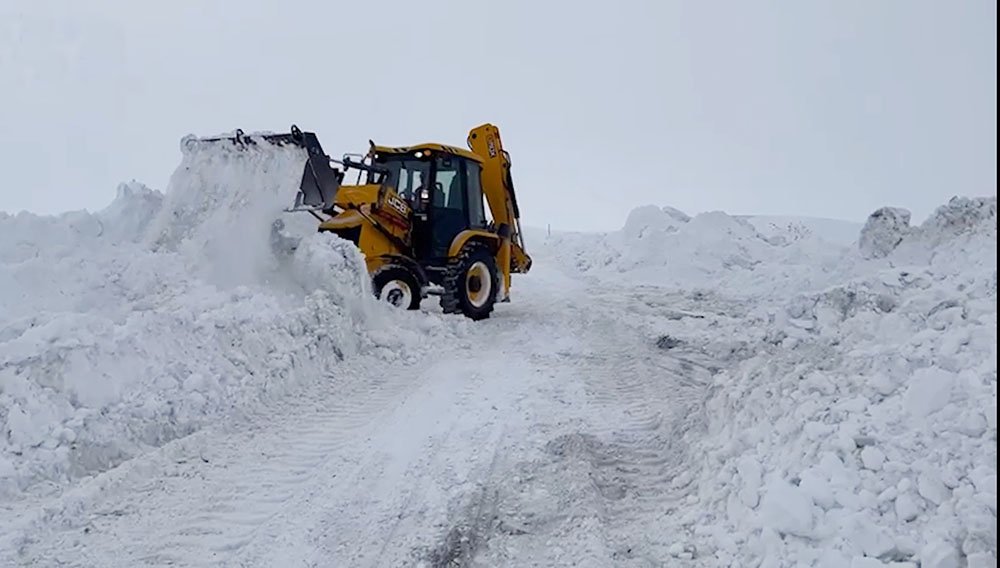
[537,200,992,300]
[538,204,865,296]
[739,214,864,246]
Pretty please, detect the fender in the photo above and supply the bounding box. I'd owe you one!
[447,229,501,258]
[372,254,431,289]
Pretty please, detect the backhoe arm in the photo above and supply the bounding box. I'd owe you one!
[466,124,531,273]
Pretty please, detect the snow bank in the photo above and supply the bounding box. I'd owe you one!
[0,182,165,322]
[682,197,997,566]
[545,205,860,298]
[0,136,435,498]
[538,196,995,565]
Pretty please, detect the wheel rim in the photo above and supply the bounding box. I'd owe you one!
[379,279,412,308]
[465,261,492,308]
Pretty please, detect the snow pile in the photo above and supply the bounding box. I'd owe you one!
[0,136,433,498]
[621,204,690,239]
[145,134,318,289]
[0,182,165,322]
[684,197,997,566]
[545,205,858,297]
[858,207,912,259]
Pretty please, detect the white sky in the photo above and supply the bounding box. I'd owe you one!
[1,0,996,231]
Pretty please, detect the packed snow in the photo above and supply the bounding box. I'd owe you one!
[1,133,994,567]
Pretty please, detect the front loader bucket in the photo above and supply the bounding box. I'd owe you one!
[189,125,344,212]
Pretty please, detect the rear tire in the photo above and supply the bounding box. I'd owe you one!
[372,265,421,310]
[440,242,498,321]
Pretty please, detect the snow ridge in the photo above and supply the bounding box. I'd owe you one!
[538,197,994,566]
[675,197,996,566]
[0,138,418,499]
[546,204,859,298]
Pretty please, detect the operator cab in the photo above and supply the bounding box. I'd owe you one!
[369,147,488,268]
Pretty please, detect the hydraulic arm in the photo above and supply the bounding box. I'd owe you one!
[467,124,532,274]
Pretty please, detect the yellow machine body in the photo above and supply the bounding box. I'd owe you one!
[297,123,531,319]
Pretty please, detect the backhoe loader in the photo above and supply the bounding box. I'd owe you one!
[196,123,531,320]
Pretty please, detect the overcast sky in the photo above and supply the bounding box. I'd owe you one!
[1,0,995,231]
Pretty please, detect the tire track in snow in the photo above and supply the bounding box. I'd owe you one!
[469,286,718,566]
[229,352,535,568]
[6,260,726,567]
[575,341,713,562]
[5,351,449,567]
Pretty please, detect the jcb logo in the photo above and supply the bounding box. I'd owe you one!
[487,137,497,158]
[386,195,409,215]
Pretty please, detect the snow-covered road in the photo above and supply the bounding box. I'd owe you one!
[3,258,719,567]
[2,140,994,566]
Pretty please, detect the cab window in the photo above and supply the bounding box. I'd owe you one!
[433,157,464,210]
[465,161,486,227]
[371,156,430,203]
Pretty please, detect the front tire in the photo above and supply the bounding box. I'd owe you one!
[372,265,421,310]
[440,242,498,320]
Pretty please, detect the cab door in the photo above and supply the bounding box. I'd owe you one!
[428,155,470,259]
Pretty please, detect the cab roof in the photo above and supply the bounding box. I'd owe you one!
[370,142,483,163]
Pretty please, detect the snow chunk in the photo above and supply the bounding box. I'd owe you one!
[737,455,763,507]
[903,367,955,420]
[895,493,921,522]
[917,471,952,506]
[289,231,373,316]
[859,207,911,259]
[662,206,691,223]
[5,402,52,448]
[622,204,688,239]
[860,446,886,471]
[97,180,165,243]
[920,540,961,568]
[760,479,815,537]
[921,196,997,240]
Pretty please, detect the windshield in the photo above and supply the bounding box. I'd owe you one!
[369,155,430,203]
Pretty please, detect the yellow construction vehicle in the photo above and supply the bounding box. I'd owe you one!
[201,124,531,320]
